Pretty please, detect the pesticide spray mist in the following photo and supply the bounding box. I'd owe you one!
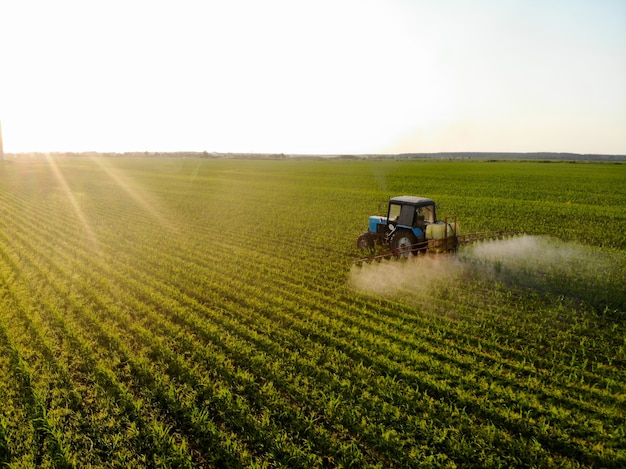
[349,235,625,314]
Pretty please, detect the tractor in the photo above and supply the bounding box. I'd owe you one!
[356,196,522,262]
[356,196,457,258]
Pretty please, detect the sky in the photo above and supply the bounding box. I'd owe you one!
[1,0,625,155]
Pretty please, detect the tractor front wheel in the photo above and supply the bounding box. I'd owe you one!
[391,230,418,257]
[357,232,375,252]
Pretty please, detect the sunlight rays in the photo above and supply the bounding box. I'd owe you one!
[89,157,178,235]
[44,154,99,249]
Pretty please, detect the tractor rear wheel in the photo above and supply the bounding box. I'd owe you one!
[357,232,375,251]
[391,230,418,257]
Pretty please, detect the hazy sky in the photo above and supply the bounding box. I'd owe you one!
[1,0,625,154]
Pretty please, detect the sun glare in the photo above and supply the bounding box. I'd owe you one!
[44,155,99,248]
[89,157,178,234]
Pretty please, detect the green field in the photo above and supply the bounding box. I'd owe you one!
[0,156,624,468]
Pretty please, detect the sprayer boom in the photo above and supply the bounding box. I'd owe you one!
[455,230,525,245]
[354,230,524,265]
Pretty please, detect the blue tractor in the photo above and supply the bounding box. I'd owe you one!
[356,196,458,257]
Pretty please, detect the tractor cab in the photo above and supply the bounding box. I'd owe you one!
[387,196,436,232]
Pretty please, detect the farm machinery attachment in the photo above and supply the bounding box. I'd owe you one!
[355,196,524,265]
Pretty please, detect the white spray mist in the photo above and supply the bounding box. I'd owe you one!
[349,236,625,313]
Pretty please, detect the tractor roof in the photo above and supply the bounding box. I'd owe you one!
[389,196,435,206]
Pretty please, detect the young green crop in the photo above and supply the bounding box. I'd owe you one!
[0,156,624,467]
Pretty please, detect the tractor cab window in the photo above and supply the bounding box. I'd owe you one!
[418,205,435,224]
[388,203,402,223]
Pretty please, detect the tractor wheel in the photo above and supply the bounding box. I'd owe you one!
[356,232,375,251]
[391,230,418,257]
